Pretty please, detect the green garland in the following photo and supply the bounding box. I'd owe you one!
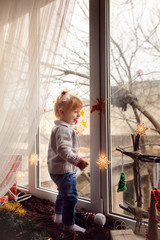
[0,202,81,240]
[0,202,51,240]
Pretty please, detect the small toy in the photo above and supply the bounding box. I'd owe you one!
[76,211,106,228]
[94,213,106,226]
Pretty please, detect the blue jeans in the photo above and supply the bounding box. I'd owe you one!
[50,172,78,226]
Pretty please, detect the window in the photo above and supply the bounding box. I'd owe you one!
[110,0,160,221]
[38,0,91,200]
[28,0,103,213]
[19,1,160,231]
[0,0,103,213]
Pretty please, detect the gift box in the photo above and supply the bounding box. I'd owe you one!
[6,183,17,200]
[110,229,136,240]
[0,195,8,204]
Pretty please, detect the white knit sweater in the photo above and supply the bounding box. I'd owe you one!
[47,120,81,174]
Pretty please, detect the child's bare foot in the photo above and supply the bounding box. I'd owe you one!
[64,224,86,233]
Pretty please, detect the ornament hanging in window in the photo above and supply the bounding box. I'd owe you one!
[96,154,111,169]
[29,154,38,165]
[117,153,127,192]
[80,109,84,116]
[80,120,87,129]
[91,98,105,114]
[136,123,148,136]
[17,171,24,180]
[131,123,148,151]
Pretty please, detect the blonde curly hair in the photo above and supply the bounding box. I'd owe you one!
[54,91,83,118]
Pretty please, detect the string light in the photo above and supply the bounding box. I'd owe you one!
[136,123,148,136]
[96,154,111,169]
[29,154,38,165]
[17,171,24,180]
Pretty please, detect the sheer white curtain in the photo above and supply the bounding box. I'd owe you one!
[0,0,75,198]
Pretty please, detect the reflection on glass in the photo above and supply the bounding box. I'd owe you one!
[110,0,160,217]
[39,0,90,200]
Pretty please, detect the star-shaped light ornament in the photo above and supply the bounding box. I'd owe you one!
[29,154,39,165]
[17,171,24,180]
[80,120,87,129]
[96,154,111,169]
[136,123,148,136]
[80,109,84,117]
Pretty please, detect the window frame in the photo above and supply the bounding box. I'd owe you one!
[27,1,154,236]
[28,0,106,214]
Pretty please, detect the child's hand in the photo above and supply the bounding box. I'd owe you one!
[77,159,88,171]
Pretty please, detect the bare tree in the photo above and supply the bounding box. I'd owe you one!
[41,0,160,142]
[110,0,160,143]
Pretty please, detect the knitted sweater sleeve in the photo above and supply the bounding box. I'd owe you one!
[53,126,81,166]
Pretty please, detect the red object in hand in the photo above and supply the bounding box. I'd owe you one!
[77,159,88,171]
[91,98,105,114]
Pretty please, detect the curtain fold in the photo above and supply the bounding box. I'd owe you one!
[0,0,76,198]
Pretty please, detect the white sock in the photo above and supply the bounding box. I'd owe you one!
[54,213,62,223]
[64,224,86,233]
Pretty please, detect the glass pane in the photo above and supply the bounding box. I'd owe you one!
[39,0,90,200]
[110,0,160,217]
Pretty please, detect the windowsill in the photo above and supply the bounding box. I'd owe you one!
[135,234,145,240]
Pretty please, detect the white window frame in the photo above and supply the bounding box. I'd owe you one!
[28,0,106,214]
[27,1,157,237]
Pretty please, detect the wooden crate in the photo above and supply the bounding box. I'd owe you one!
[110,229,136,240]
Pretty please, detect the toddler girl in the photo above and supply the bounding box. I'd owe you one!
[47,91,88,232]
